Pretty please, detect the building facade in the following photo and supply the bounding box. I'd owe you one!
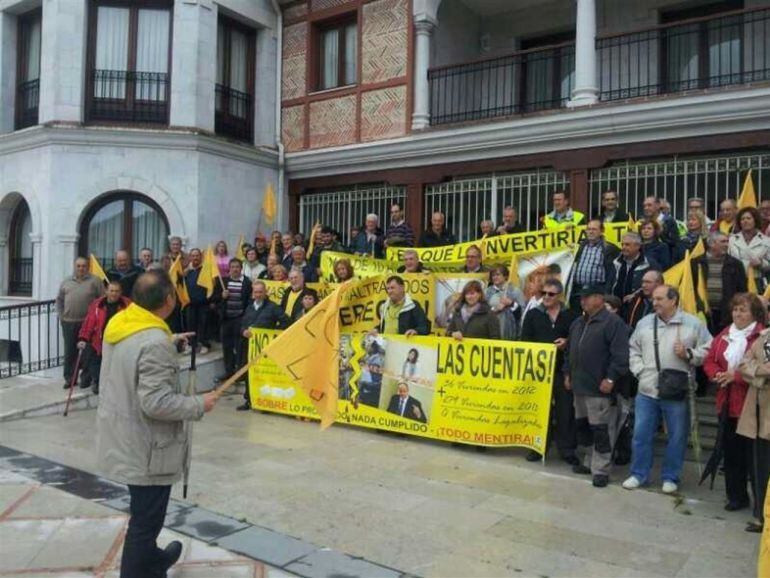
[0,0,282,300]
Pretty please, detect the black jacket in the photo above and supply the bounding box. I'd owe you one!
[378,296,430,335]
[565,308,630,397]
[691,253,747,317]
[107,265,143,298]
[386,395,427,423]
[606,253,660,301]
[593,210,631,224]
[571,239,619,288]
[419,228,457,247]
[240,300,290,332]
[446,303,500,340]
[280,287,318,323]
[184,266,209,305]
[625,294,654,329]
[520,304,576,370]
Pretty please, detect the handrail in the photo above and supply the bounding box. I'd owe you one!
[428,39,575,75]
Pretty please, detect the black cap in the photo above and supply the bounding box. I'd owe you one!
[578,283,606,297]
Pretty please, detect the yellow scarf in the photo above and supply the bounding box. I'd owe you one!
[104,303,171,344]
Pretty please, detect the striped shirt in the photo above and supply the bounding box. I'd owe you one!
[574,241,606,285]
[225,278,245,319]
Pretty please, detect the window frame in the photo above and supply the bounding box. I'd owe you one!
[518,31,576,112]
[215,14,257,142]
[15,8,42,130]
[85,0,174,125]
[312,13,358,92]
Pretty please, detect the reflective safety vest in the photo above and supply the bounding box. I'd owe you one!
[542,210,585,229]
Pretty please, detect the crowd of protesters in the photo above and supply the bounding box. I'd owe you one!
[55,191,770,534]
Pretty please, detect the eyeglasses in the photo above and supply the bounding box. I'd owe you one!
[542,291,560,297]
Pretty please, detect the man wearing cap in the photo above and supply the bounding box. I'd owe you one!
[253,234,270,265]
[564,284,630,488]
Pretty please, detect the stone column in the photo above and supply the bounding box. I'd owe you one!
[169,0,217,132]
[29,233,42,300]
[411,16,436,130]
[569,0,599,107]
[39,0,87,124]
[0,12,17,134]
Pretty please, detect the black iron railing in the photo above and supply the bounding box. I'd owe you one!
[15,78,39,130]
[598,7,770,101]
[0,300,62,379]
[89,70,169,124]
[9,258,33,296]
[215,84,254,143]
[428,42,575,125]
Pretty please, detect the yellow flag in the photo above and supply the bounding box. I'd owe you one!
[747,266,759,295]
[307,222,320,259]
[479,233,488,259]
[262,182,277,226]
[235,235,245,261]
[508,253,519,286]
[169,255,190,308]
[89,254,108,283]
[689,239,709,312]
[197,246,216,298]
[261,282,348,429]
[737,169,757,210]
[759,483,770,578]
[664,260,685,287]
[626,215,637,233]
[678,249,698,315]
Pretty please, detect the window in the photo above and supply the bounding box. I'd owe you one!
[520,32,575,112]
[8,198,33,296]
[15,9,41,130]
[87,1,172,124]
[661,0,744,91]
[216,16,256,142]
[79,193,169,269]
[316,18,357,90]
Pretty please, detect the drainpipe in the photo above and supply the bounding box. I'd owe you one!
[269,0,285,229]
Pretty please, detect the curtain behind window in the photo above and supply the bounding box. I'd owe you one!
[95,7,129,98]
[87,201,125,264]
[25,16,41,81]
[136,9,170,101]
[132,201,168,260]
[321,29,339,89]
[344,23,357,85]
[229,28,248,117]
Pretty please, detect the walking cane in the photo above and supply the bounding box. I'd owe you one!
[62,349,84,417]
[183,336,197,500]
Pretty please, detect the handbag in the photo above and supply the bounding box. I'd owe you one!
[653,316,690,401]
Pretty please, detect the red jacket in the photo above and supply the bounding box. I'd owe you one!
[78,296,131,356]
[703,323,764,418]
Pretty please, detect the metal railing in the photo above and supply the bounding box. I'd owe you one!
[428,42,575,125]
[425,169,570,241]
[588,152,769,222]
[0,300,62,379]
[299,184,406,246]
[89,70,169,124]
[15,78,39,130]
[215,84,254,143]
[598,7,770,102]
[9,258,33,296]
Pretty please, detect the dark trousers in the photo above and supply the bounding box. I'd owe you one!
[221,316,244,376]
[548,373,577,458]
[752,437,770,523]
[121,484,171,578]
[185,303,210,347]
[85,344,102,387]
[724,417,751,505]
[61,321,85,383]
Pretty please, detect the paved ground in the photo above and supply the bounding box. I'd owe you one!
[0,381,762,578]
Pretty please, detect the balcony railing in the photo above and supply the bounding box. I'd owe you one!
[428,42,575,125]
[89,70,169,124]
[15,79,39,130]
[0,300,62,379]
[215,84,254,143]
[597,6,769,101]
[9,258,33,297]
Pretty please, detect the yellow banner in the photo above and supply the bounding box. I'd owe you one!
[319,251,395,283]
[261,280,336,305]
[248,331,554,450]
[386,222,629,266]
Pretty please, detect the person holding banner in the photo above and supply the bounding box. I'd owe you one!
[446,281,500,341]
[479,219,496,238]
[565,284,630,488]
[497,206,525,235]
[289,245,318,283]
[375,276,430,336]
[570,220,619,310]
[397,250,428,274]
[542,190,585,229]
[333,259,355,282]
[521,279,578,464]
[281,269,319,324]
[462,245,488,274]
[184,249,212,355]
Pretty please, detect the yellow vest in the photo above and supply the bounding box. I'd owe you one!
[543,210,585,229]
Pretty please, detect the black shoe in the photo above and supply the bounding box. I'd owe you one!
[745,521,763,533]
[572,464,591,475]
[162,540,183,569]
[724,500,750,511]
[91,383,99,395]
[592,474,609,488]
[236,402,251,411]
[562,455,580,466]
[526,450,542,462]
[79,379,91,389]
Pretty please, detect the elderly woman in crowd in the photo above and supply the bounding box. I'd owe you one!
[639,219,671,270]
[704,293,765,513]
[485,265,525,339]
[352,214,384,258]
[738,321,770,534]
[729,207,770,292]
[333,258,355,282]
[242,247,266,280]
[447,280,500,341]
[271,265,288,282]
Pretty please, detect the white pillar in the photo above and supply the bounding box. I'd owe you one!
[29,233,42,300]
[254,27,277,146]
[569,0,599,107]
[411,17,436,130]
[169,0,217,132]
[0,12,17,134]
[39,0,87,124]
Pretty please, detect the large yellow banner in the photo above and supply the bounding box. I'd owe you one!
[319,251,395,282]
[248,330,555,451]
[262,280,336,305]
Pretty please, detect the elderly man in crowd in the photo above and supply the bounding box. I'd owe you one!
[352,213,384,258]
[56,257,105,389]
[624,285,712,494]
[107,249,143,298]
[626,270,664,329]
[397,249,428,274]
[606,232,660,315]
[281,269,318,324]
[497,206,525,235]
[138,248,155,271]
[463,245,487,273]
[712,198,739,235]
[569,219,619,309]
[479,219,496,238]
[290,245,317,283]
[420,211,456,247]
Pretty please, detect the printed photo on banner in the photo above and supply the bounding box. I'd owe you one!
[515,249,576,309]
[433,273,488,331]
